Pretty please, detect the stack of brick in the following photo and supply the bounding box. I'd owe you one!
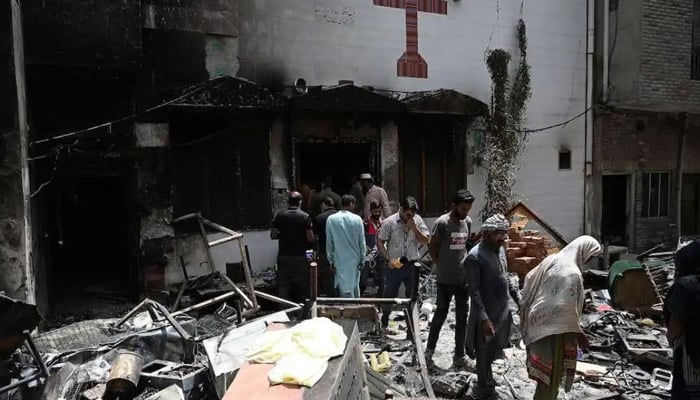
[505,227,557,280]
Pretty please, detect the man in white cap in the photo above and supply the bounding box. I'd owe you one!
[360,173,391,219]
[465,214,521,400]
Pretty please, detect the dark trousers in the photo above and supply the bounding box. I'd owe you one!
[381,265,415,326]
[277,255,309,303]
[426,283,469,357]
[318,255,336,297]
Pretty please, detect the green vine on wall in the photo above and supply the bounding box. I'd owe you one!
[480,19,532,221]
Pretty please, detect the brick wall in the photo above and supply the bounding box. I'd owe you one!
[596,111,700,172]
[639,0,700,109]
[594,110,700,250]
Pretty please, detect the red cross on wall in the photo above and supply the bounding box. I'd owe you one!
[373,0,447,78]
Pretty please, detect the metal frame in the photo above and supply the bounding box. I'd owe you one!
[0,332,50,395]
[308,266,435,399]
[172,213,259,316]
[116,299,192,340]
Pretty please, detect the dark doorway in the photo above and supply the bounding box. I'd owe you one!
[602,175,629,246]
[47,175,133,321]
[297,143,375,196]
[682,174,700,235]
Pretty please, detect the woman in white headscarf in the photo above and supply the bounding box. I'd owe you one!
[519,236,601,400]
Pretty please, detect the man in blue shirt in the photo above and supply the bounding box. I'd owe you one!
[326,195,366,298]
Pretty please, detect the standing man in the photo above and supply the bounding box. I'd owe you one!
[271,191,315,303]
[360,173,391,219]
[377,196,430,330]
[326,195,366,298]
[426,189,475,367]
[465,214,521,400]
[309,175,342,218]
[361,201,385,295]
[313,197,338,296]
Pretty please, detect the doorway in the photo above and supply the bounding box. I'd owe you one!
[682,174,700,235]
[47,175,133,322]
[296,143,376,196]
[602,174,630,246]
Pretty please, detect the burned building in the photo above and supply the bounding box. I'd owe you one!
[591,0,700,252]
[1,1,490,319]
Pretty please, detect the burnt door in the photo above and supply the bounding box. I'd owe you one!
[682,174,700,235]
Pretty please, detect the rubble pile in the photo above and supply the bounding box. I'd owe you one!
[505,226,558,281]
[0,218,684,400]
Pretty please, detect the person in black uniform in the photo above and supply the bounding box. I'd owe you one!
[271,191,315,303]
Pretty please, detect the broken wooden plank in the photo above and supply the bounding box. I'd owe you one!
[406,302,435,399]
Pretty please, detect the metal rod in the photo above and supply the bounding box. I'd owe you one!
[116,299,150,327]
[179,256,189,280]
[201,217,242,237]
[23,333,49,379]
[0,372,44,394]
[208,236,239,247]
[254,290,303,308]
[173,213,198,224]
[315,297,412,305]
[221,274,255,309]
[196,213,218,275]
[150,301,192,340]
[172,291,238,317]
[237,238,259,309]
[309,261,318,301]
[171,280,188,312]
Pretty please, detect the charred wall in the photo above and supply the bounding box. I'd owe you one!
[0,0,33,304]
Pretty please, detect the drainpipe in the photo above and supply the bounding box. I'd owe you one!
[676,113,688,239]
[603,0,610,102]
[584,0,595,235]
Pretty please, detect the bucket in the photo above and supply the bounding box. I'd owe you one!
[104,350,144,400]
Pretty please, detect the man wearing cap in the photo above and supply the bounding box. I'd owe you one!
[426,189,476,368]
[465,214,521,399]
[377,196,430,330]
[360,173,391,219]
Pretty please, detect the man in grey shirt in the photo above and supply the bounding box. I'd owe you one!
[426,189,475,367]
[465,214,521,399]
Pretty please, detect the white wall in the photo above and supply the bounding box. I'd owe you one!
[232,0,587,271]
[166,230,278,284]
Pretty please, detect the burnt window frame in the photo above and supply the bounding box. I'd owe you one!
[641,171,671,218]
[170,112,272,233]
[558,149,572,170]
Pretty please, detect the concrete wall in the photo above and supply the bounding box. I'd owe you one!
[163,230,276,285]
[606,0,642,103]
[239,0,588,240]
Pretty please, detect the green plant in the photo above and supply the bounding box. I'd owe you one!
[480,19,532,221]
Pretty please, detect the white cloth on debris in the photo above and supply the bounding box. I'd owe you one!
[519,236,602,346]
[246,317,347,387]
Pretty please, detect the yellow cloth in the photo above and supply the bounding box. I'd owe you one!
[247,317,348,387]
[268,354,329,387]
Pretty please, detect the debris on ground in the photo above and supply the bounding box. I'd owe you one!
[0,218,682,399]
